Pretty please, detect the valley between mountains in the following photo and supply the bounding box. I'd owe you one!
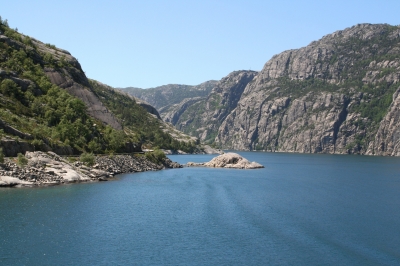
[122,23,400,156]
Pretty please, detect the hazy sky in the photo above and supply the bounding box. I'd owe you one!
[2,0,400,88]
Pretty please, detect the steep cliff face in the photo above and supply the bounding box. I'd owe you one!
[216,24,400,154]
[367,88,400,155]
[171,71,257,143]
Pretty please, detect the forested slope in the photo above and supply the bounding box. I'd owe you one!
[0,18,197,156]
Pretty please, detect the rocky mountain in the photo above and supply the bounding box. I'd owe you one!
[216,23,400,155]
[139,23,400,155]
[0,18,198,156]
[120,80,217,111]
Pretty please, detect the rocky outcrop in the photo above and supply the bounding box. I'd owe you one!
[0,176,32,187]
[0,137,75,157]
[0,69,37,93]
[0,151,181,187]
[133,98,162,120]
[186,152,263,169]
[0,119,33,140]
[44,68,122,130]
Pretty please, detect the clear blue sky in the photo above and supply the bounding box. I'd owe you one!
[2,0,400,88]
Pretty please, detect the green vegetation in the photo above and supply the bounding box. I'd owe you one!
[145,149,166,164]
[0,18,103,152]
[80,152,95,166]
[90,81,198,153]
[0,147,4,163]
[0,17,198,155]
[17,152,28,167]
[350,83,397,123]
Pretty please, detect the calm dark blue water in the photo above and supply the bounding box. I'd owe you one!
[1,152,400,265]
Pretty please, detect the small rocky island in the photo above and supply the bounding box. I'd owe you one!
[0,151,181,187]
[186,152,264,169]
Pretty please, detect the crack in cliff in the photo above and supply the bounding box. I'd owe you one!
[250,97,271,150]
[284,52,292,76]
[332,97,350,152]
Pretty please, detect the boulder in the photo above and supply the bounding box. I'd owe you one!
[0,176,33,187]
[188,152,264,169]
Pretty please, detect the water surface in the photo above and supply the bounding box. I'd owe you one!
[1,152,400,265]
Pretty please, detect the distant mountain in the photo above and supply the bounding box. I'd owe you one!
[119,80,217,110]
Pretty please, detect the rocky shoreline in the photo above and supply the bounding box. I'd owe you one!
[0,151,181,187]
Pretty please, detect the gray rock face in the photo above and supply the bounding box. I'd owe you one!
[133,98,162,120]
[0,176,32,187]
[0,137,74,157]
[161,97,203,124]
[214,24,400,155]
[366,88,400,155]
[170,70,257,143]
[217,91,359,153]
[200,145,224,154]
[0,138,34,157]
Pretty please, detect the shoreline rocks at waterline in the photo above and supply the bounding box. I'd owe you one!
[186,152,264,169]
[0,151,181,187]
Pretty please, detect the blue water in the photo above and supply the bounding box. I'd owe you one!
[1,152,400,265]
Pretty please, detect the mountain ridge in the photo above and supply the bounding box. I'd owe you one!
[119,80,218,111]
